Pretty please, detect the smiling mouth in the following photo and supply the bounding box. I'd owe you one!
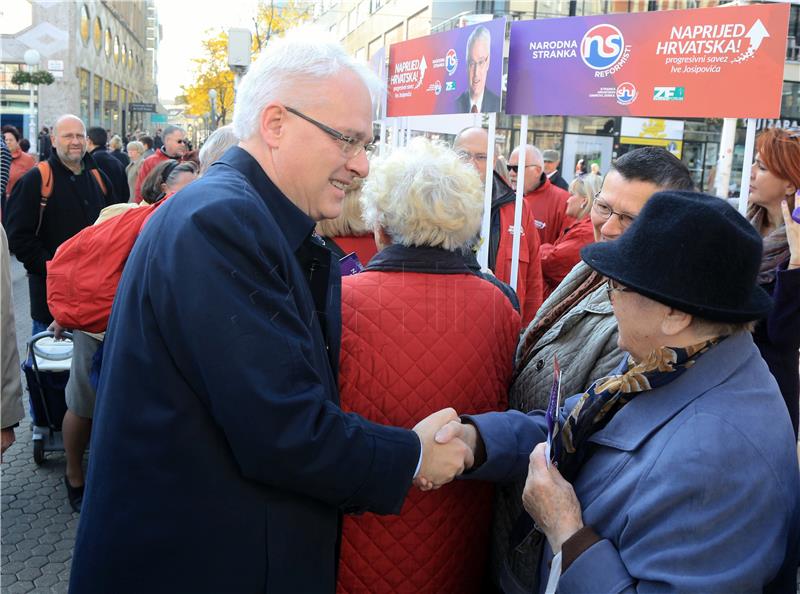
[330,180,349,191]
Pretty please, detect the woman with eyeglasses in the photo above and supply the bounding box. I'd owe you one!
[746,127,800,436]
[539,172,602,299]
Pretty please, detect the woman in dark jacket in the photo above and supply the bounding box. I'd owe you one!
[746,127,800,436]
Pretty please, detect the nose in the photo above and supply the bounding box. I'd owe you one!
[346,148,370,178]
[750,162,757,181]
[601,214,623,239]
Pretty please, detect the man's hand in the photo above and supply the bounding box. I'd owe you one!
[412,408,474,491]
[1,427,16,462]
[48,320,66,340]
[522,442,583,553]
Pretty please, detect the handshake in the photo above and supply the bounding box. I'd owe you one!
[410,408,483,491]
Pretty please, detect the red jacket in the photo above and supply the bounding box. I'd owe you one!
[337,245,520,594]
[540,216,595,299]
[133,149,171,203]
[493,200,544,327]
[6,149,35,198]
[523,176,572,246]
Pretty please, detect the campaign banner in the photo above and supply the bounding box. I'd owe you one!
[387,18,505,117]
[506,3,789,118]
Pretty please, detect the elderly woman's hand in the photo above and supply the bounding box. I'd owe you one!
[782,200,800,270]
[522,442,584,554]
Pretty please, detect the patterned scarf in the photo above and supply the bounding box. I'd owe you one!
[509,337,723,551]
[748,204,789,285]
[554,337,723,482]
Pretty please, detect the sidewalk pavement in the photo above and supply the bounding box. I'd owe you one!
[1,255,76,593]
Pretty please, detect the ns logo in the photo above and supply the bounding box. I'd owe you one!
[445,49,458,76]
[580,24,624,70]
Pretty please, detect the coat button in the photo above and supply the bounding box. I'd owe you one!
[536,360,544,371]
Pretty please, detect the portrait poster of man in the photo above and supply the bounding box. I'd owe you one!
[456,25,502,114]
[386,18,505,118]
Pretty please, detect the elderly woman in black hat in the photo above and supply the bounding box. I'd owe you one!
[424,191,800,593]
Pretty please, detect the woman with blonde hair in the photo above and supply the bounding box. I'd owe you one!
[109,135,129,168]
[746,126,800,435]
[315,176,377,265]
[539,172,602,298]
[336,138,520,594]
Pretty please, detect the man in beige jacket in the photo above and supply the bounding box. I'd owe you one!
[1,226,25,460]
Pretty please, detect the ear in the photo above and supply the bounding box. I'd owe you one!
[373,225,391,251]
[260,102,286,150]
[661,308,693,337]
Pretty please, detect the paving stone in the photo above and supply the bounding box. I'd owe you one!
[24,555,49,569]
[6,580,34,594]
[30,544,54,557]
[8,548,33,562]
[51,538,73,551]
[6,522,31,534]
[17,566,42,581]
[3,560,26,575]
[3,573,18,586]
[3,531,25,545]
[33,573,59,589]
[39,562,65,575]
[47,549,72,563]
[37,532,60,545]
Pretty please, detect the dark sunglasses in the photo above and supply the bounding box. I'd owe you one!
[507,164,538,173]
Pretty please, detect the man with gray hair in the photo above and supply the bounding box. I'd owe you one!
[509,143,571,245]
[198,124,238,175]
[133,123,186,202]
[543,148,569,191]
[456,25,500,113]
[69,29,471,593]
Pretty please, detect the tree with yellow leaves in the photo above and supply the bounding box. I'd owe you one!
[181,1,311,129]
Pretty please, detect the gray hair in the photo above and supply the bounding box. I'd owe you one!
[126,141,144,154]
[162,125,184,140]
[233,26,382,141]
[109,135,123,150]
[199,125,238,175]
[466,25,491,55]
[512,144,544,169]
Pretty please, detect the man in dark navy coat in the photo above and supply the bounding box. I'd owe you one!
[68,30,472,594]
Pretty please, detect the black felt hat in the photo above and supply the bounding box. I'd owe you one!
[580,190,772,322]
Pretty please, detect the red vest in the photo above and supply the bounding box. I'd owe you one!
[337,269,520,594]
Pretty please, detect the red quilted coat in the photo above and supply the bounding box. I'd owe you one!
[337,244,521,594]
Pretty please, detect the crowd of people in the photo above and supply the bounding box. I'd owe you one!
[0,27,799,594]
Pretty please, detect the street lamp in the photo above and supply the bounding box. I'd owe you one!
[24,48,40,155]
[208,89,217,132]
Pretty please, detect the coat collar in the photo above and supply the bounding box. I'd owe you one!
[365,244,474,275]
[215,146,315,253]
[588,331,754,451]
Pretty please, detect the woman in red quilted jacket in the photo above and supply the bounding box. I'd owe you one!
[337,138,521,594]
[539,172,601,299]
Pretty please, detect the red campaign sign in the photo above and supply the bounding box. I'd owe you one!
[387,18,506,117]
[505,3,790,118]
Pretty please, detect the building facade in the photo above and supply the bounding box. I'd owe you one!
[314,0,800,196]
[0,0,160,140]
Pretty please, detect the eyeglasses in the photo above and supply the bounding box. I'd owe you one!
[467,57,489,69]
[592,195,637,229]
[285,106,376,158]
[605,278,631,300]
[507,164,539,173]
[456,149,487,163]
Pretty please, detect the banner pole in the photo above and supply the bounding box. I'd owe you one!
[714,118,737,199]
[379,119,387,157]
[738,117,756,215]
[509,115,528,293]
[477,113,497,269]
[390,119,399,150]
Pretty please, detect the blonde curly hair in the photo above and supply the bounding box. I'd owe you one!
[360,138,484,252]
